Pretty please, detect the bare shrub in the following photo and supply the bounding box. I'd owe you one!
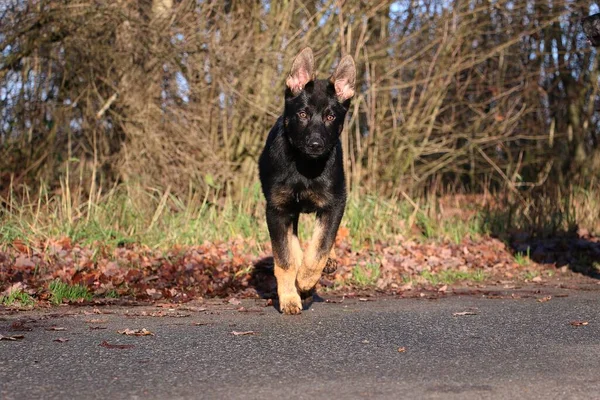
[1,0,598,200]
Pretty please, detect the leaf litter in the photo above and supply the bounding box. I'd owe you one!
[99,340,134,349]
[0,234,591,304]
[0,334,25,341]
[231,331,258,336]
[453,311,478,316]
[117,328,154,336]
[570,321,589,327]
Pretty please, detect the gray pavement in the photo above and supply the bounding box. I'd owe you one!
[1,286,600,399]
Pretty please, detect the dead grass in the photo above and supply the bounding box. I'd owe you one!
[2,180,598,255]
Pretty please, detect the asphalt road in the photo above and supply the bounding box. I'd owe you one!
[1,286,600,399]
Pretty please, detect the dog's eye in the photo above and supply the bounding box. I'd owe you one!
[298,111,308,119]
[325,114,335,122]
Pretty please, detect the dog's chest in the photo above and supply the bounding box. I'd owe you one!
[271,179,331,212]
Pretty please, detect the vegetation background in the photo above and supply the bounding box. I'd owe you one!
[1,0,600,302]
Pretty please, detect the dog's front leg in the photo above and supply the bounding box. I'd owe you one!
[297,204,344,293]
[266,206,303,314]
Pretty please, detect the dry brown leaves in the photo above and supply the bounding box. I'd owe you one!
[0,235,565,303]
[453,311,478,316]
[117,328,154,336]
[570,321,589,327]
[231,331,258,336]
[0,334,25,341]
[99,341,134,349]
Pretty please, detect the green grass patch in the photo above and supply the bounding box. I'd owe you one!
[419,269,487,285]
[514,248,531,266]
[351,262,381,287]
[0,289,35,307]
[0,182,495,252]
[49,280,92,304]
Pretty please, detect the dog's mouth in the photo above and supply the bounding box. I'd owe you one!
[301,146,327,158]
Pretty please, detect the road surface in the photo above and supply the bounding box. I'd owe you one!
[1,285,599,399]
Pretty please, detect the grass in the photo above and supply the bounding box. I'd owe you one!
[514,248,531,266]
[1,181,598,258]
[0,182,494,252]
[49,280,92,304]
[0,288,35,307]
[522,271,539,281]
[351,262,381,286]
[419,269,487,285]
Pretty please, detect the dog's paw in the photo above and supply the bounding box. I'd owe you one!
[279,293,302,315]
[322,258,338,274]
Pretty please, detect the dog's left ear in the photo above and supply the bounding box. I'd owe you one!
[330,55,356,102]
[286,47,315,95]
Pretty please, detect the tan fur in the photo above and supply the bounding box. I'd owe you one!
[274,224,303,315]
[270,186,293,210]
[296,219,330,292]
[301,189,331,209]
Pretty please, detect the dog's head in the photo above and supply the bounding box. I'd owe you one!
[283,47,356,158]
[583,13,600,47]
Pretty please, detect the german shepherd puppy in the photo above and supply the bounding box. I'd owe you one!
[259,48,356,314]
[583,13,600,46]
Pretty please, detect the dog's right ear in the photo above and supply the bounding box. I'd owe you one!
[286,47,315,95]
[583,13,600,47]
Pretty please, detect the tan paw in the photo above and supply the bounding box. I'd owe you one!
[279,293,302,315]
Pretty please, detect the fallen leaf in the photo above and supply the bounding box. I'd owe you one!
[10,321,32,331]
[53,338,69,343]
[45,327,67,331]
[193,322,213,326]
[361,340,370,344]
[537,296,552,303]
[85,319,107,323]
[438,285,448,293]
[570,320,589,327]
[228,298,241,306]
[117,328,154,336]
[89,326,107,330]
[453,311,478,316]
[0,334,25,341]
[231,331,258,336]
[180,306,207,312]
[156,303,179,309]
[397,347,406,353]
[531,276,542,283]
[99,340,134,349]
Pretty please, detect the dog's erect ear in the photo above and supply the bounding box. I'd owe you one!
[286,47,315,95]
[583,13,600,47]
[330,55,356,102]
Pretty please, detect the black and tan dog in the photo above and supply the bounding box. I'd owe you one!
[259,48,356,314]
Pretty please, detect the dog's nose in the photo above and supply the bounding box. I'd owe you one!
[307,138,324,152]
